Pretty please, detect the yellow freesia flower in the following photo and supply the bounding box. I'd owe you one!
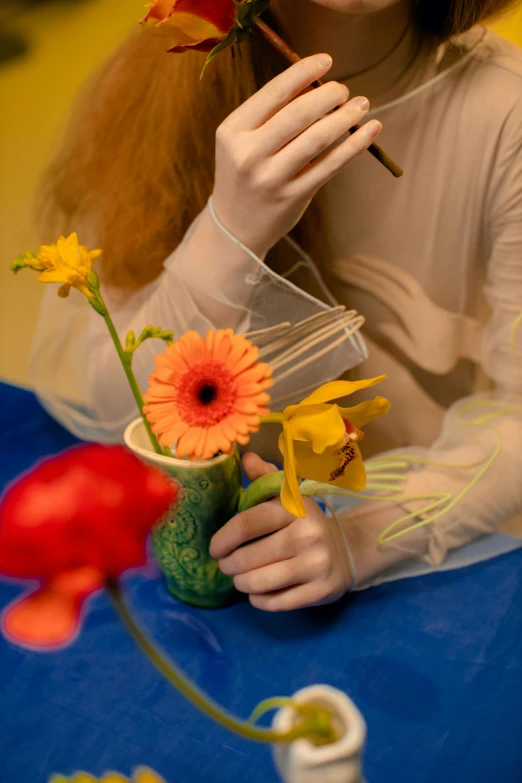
[50,767,165,783]
[269,376,391,517]
[11,250,48,273]
[36,232,102,298]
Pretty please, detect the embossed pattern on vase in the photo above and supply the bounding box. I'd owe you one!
[152,451,241,608]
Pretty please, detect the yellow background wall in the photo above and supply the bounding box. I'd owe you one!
[0,2,521,387]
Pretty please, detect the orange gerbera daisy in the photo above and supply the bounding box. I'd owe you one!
[143,329,273,460]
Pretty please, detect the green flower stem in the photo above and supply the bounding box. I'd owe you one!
[91,289,164,457]
[239,471,285,512]
[107,579,335,745]
[240,474,352,514]
[260,413,285,424]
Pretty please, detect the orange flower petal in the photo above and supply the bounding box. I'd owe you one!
[225,335,252,367]
[224,415,249,435]
[141,0,236,43]
[160,421,189,446]
[144,385,179,402]
[229,349,261,377]
[155,349,188,374]
[194,428,210,458]
[177,331,207,363]
[216,419,238,442]
[147,368,169,384]
[236,379,274,395]
[148,407,182,424]
[234,399,263,415]
[236,363,273,385]
[214,429,234,455]
[204,329,216,353]
[150,366,182,384]
[204,429,220,457]
[176,426,204,458]
[141,0,173,22]
[212,331,234,364]
[237,391,271,406]
[2,570,102,649]
[145,329,272,458]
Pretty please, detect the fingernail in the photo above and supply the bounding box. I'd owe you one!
[366,120,382,135]
[354,96,370,111]
[317,54,332,68]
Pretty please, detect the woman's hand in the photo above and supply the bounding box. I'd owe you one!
[209,453,353,612]
[212,54,382,258]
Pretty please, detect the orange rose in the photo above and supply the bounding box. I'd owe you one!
[140,0,240,53]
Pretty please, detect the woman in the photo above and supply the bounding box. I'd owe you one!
[33,0,522,609]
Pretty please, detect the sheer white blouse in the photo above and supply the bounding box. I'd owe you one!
[31,27,522,583]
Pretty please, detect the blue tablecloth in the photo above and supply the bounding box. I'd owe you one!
[0,381,521,783]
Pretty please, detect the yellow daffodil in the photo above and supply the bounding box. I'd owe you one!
[35,232,102,298]
[50,768,165,783]
[267,376,391,517]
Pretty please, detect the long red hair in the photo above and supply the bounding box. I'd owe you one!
[40,1,516,291]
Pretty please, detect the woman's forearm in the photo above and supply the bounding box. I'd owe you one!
[175,203,267,331]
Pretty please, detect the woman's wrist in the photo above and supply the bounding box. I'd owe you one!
[327,505,357,592]
[209,193,276,261]
[338,502,429,587]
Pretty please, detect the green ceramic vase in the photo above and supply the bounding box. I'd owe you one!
[124,418,284,608]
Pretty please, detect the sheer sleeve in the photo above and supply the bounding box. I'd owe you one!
[328,96,522,586]
[30,200,366,442]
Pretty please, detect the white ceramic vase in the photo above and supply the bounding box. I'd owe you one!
[272,685,366,783]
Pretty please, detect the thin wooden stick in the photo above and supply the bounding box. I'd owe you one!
[252,17,403,179]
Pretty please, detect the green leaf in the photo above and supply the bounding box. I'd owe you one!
[89,297,107,316]
[235,0,270,27]
[200,0,270,76]
[87,269,100,290]
[201,28,237,78]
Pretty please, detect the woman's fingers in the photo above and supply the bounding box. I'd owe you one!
[242,452,278,481]
[277,97,372,181]
[209,499,293,560]
[216,500,353,611]
[249,581,338,612]
[226,54,333,131]
[296,119,383,192]
[233,556,307,596]
[257,81,350,156]
[218,525,294,576]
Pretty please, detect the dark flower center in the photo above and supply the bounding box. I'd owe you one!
[198,383,217,405]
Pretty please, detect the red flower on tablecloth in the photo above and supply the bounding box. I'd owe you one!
[0,445,177,649]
